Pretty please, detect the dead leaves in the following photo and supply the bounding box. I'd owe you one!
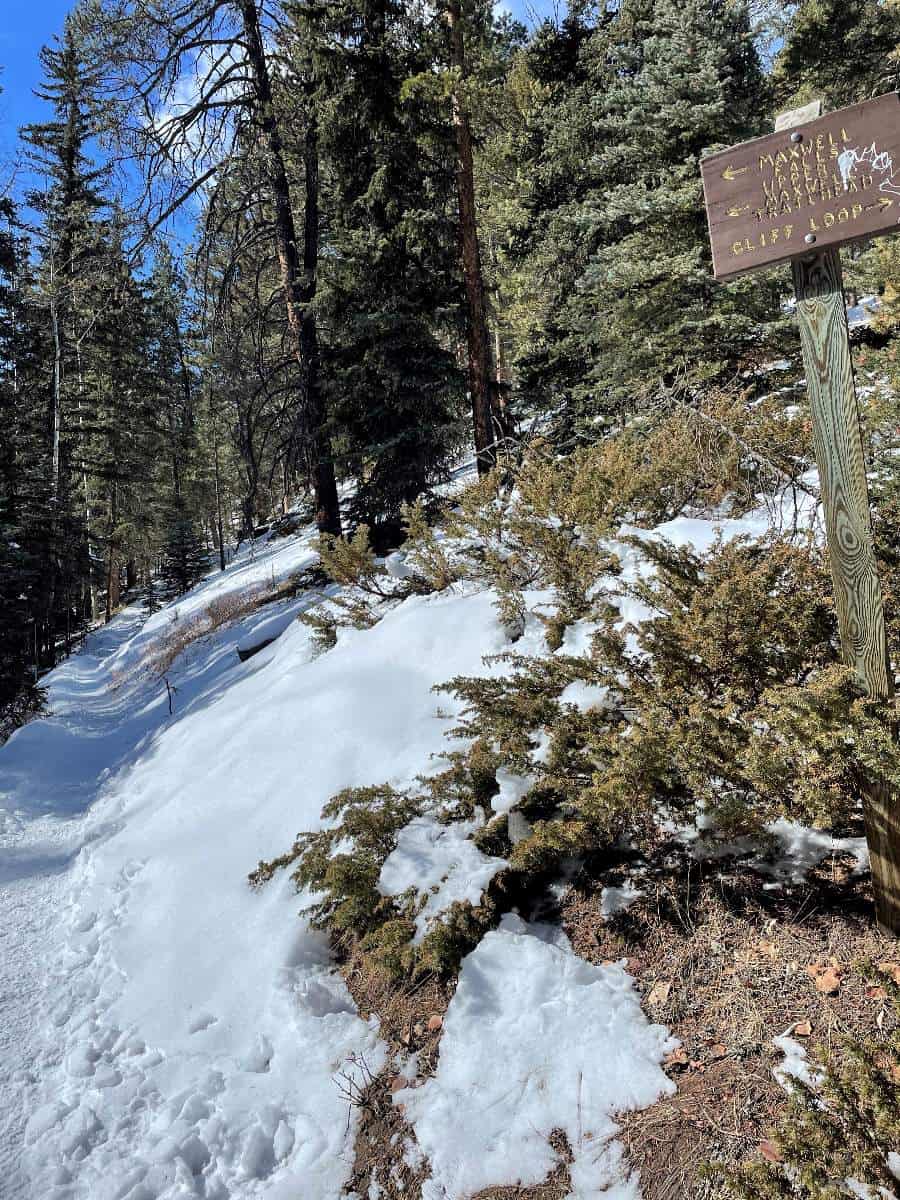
[664,1046,689,1069]
[758,1139,783,1164]
[648,980,672,1007]
[805,958,844,995]
[663,1039,730,1075]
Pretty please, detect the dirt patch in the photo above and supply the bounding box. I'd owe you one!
[341,949,451,1200]
[560,849,898,1200]
[337,842,898,1200]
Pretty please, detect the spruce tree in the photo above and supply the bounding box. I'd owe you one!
[310,0,466,546]
[514,0,783,437]
[159,500,209,598]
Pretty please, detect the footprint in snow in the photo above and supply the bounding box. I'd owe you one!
[187,1011,217,1034]
[238,1033,273,1073]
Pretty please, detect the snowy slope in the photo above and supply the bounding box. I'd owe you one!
[0,530,517,1198]
[0,488,831,1200]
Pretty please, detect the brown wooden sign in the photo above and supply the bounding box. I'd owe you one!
[701,92,900,280]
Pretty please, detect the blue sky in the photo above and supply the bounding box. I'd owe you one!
[0,0,75,153]
[0,0,556,157]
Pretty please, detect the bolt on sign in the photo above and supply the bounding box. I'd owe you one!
[701,92,900,280]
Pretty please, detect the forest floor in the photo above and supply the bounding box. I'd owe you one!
[0,457,897,1200]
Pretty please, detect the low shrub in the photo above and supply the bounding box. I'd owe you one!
[253,531,900,981]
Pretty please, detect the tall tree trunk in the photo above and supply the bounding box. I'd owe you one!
[105,479,118,623]
[49,285,62,503]
[445,0,499,475]
[211,399,227,572]
[76,339,98,622]
[235,0,341,535]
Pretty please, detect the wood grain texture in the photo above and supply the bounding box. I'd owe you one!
[793,248,891,698]
[792,246,900,934]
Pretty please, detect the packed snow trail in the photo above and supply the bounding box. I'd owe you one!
[0,611,151,1199]
[0,528,522,1199]
[0,497,828,1199]
[0,531,395,1200]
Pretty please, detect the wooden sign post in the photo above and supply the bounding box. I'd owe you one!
[701,96,900,937]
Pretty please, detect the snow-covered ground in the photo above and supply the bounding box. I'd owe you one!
[0,484,851,1200]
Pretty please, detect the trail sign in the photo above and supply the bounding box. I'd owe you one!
[701,92,900,280]
[701,97,900,937]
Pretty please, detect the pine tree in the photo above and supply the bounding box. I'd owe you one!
[0,201,47,738]
[20,12,108,646]
[309,0,466,546]
[773,0,900,111]
[513,0,783,437]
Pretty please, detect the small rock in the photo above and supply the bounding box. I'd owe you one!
[426,1014,443,1033]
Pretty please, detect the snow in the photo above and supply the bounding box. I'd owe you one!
[766,818,869,882]
[676,815,870,883]
[0,473,865,1198]
[397,916,676,1200]
[492,767,536,815]
[847,295,880,329]
[0,533,509,1199]
[378,813,506,944]
[600,882,643,918]
[772,1032,822,1092]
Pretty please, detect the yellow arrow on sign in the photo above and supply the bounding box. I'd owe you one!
[726,204,750,217]
[865,196,894,212]
[721,165,750,182]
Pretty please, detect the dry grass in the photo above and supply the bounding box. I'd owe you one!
[560,849,898,1200]
[342,949,451,1200]
[109,572,306,691]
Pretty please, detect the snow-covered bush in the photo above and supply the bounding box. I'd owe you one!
[255,528,900,981]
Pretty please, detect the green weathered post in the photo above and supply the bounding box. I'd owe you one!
[701,96,900,936]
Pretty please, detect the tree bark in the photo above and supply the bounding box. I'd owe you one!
[235,0,341,534]
[105,479,119,624]
[211,398,227,571]
[445,0,499,475]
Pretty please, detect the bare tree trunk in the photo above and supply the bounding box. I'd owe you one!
[76,341,98,622]
[235,0,341,535]
[211,401,227,571]
[105,479,118,624]
[49,252,62,502]
[445,0,499,475]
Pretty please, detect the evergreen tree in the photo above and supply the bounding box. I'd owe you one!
[513,0,783,437]
[309,0,467,546]
[158,500,209,598]
[0,202,47,738]
[20,12,108,643]
[773,0,900,110]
